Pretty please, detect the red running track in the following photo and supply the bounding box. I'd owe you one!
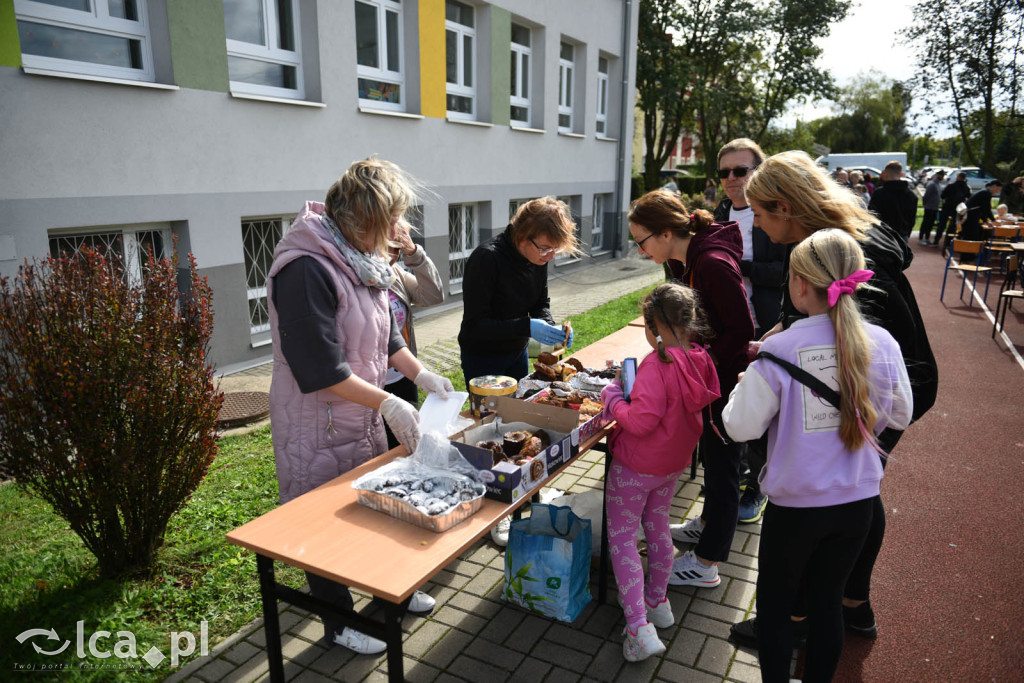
[829,241,1024,681]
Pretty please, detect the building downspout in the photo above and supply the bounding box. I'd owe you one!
[613,0,633,258]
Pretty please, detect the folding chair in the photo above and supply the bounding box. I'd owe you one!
[993,255,1024,337]
[940,239,992,307]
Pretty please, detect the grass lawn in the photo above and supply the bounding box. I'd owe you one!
[0,280,659,681]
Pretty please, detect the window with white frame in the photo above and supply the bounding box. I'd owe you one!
[445,0,475,120]
[558,41,575,132]
[223,0,304,99]
[241,217,289,340]
[355,0,404,110]
[510,23,531,126]
[592,194,607,250]
[48,224,171,287]
[596,56,609,136]
[14,0,155,81]
[448,204,476,294]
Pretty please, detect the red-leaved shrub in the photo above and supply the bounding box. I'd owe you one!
[0,246,223,577]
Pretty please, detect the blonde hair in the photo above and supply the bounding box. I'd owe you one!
[745,151,875,241]
[640,283,711,363]
[324,158,423,255]
[627,189,715,241]
[789,229,877,451]
[509,196,582,257]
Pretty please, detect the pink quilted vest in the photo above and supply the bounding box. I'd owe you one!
[267,201,390,504]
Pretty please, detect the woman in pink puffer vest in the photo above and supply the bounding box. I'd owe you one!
[266,158,453,656]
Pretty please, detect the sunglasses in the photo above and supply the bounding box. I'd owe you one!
[718,165,756,179]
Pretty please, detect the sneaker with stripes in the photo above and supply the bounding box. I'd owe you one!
[667,550,721,587]
[669,516,704,543]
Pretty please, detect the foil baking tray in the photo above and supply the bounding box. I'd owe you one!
[355,488,484,533]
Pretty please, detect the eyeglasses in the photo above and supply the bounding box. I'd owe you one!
[530,237,556,256]
[718,165,756,179]
[635,232,655,251]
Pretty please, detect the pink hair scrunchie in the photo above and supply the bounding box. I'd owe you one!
[827,269,873,307]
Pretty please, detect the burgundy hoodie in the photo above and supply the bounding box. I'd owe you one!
[668,221,754,399]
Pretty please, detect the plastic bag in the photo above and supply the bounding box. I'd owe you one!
[503,504,592,623]
[548,490,604,554]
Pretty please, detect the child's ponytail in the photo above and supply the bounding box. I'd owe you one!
[640,283,711,363]
[791,229,879,452]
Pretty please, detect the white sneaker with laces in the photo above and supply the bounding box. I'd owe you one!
[490,516,511,547]
[668,550,721,587]
[333,627,387,655]
[669,516,704,543]
[622,622,666,662]
[645,598,675,629]
[408,589,435,614]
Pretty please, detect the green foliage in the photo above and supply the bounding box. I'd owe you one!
[0,426,307,680]
[901,0,1023,175]
[636,0,851,186]
[807,72,914,154]
[630,174,646,200]
[0,247,223,577]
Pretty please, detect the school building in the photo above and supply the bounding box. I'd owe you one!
[0,0,640,370]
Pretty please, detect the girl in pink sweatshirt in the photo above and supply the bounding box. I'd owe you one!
[600,283,720,662]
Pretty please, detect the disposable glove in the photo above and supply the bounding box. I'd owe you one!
[413,369,454,399]
[530,319,565,345]
[379,395,421,454]
[565,326,574,349]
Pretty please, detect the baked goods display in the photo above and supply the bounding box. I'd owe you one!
[502,430,531,456]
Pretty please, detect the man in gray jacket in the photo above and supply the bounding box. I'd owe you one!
[918,170,945,245]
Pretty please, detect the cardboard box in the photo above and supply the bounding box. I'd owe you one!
[525,390,610,444]
[450,396,581,503]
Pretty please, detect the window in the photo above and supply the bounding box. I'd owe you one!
[554,195,581,266]
[509,23,531,126]
[509,197,537,222]
[223,0,304,99]
[592,194,607,250]
[596,56,609,136]
[558,42,574,132]
[14,0,155,81]
[355,0,404,110]
[48,224,171,287]
[242,217,289,340]
[448,203,476,294]
[445,0,475,120]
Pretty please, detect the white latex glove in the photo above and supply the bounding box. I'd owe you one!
[379,395,421,453]
[413,369,454,399]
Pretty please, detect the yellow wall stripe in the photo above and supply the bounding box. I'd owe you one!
[418,0,446,119]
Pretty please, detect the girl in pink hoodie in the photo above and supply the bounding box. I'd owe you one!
[600,283,721,662]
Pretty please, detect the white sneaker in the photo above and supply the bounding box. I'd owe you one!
[646,598,676,629]
[668,550,721,587]
[333,627,387,655]
[490,516,511,547]
[408,590,435,614]
[622,622,666,662]
[669,516,704,543]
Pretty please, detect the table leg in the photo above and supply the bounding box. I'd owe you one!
[257,554,285,683]
[598,443,611,605]
[383,601,406,683]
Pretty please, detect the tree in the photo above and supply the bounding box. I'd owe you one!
[807,72,914,154]
[0,246,222,577]
[902,0,1024,177]
[635,0,852,186]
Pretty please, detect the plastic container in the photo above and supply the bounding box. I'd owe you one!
[468,375,517,418]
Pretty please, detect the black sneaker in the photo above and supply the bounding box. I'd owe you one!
[843,602,878,638]
[728,616,808,649]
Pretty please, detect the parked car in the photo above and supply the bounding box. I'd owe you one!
[948,167,999,193]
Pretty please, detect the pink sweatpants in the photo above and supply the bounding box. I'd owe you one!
[605,459,683,631]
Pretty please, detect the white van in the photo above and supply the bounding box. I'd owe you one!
[815,153,908,173]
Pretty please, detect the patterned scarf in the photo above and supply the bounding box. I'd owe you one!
[320,213,396,290]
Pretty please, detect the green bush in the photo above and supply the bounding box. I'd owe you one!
[630,174,646,200]
[0,246,223,577]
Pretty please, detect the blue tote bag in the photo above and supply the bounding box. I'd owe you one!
[503,503,592,623]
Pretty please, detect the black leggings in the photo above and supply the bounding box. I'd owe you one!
[694,401,743,562]
[757,498,874,683]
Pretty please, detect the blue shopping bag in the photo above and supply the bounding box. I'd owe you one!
[503,503,592,623]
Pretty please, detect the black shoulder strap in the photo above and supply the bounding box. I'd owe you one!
[755,351,841,410]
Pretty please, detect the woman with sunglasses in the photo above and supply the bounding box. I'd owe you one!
[628,189,755,589]
[458,196,580,386]
[382,216,445,450]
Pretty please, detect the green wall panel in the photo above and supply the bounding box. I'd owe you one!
[490,7,510,127]
[1,0,21,68]
[166,0,229,92]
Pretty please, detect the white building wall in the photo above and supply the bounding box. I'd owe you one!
[0,0,639,370]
